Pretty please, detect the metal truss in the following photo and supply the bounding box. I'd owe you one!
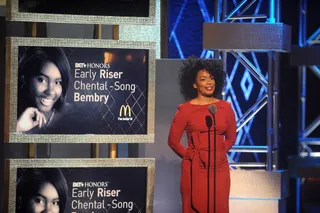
[298,0,320,158]
[296,0,320,212]
[211,0,281,171]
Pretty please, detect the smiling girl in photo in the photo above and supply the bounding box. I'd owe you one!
[17,47,70,133]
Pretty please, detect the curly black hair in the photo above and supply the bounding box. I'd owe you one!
[179,56,226,100]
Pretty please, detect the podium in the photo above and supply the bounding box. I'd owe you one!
[230,170,289,213]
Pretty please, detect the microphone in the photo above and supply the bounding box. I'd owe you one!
[205,116,212,128]
[208,104,217,116]
[208,104,217,213]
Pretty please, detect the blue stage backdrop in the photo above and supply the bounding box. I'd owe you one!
[168,0,270,164]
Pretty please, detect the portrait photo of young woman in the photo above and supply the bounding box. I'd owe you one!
[16,168,68,213]
[17,47,71,134]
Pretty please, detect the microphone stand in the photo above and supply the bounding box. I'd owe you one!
[205,116,212,213]
[213,114,216,213]
[208,104,217,213]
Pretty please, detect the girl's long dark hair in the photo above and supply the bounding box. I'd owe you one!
[16,168,68,213]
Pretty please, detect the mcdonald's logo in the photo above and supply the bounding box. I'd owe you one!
[118,105,133,121]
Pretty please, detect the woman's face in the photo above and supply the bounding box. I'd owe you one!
[29,62,63,113]
[193,69,215,97]
[29,182,60,213]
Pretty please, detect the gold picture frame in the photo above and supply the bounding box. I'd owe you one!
[5,37,156,143]
[5,158,155,213]
[6,0,156,25]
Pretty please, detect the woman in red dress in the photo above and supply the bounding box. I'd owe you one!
[168,57,236,213]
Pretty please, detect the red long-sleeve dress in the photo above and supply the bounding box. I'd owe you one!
[168,100,236,213]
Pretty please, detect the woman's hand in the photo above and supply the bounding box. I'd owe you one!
[16,107,47,133]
